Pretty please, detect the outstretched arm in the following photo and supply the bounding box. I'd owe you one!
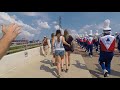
[0,24,21,60]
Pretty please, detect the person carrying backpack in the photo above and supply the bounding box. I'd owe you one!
[63,29,74,73]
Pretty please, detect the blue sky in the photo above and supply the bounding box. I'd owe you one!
[0,12,120,41]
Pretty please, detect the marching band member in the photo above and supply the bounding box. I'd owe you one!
[94,30,99,53]
[117,34,120,53]
[98,19,115,77]
[83,32,88,52]
[79,35,84,48]
[115,32,120,53]
[86,30,94,57]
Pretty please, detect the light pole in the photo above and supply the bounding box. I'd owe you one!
[58,16,64,35]
[59,16,62,29]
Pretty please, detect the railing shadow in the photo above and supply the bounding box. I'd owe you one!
[89,70,103,78]
[72,60,88,70]
[90,64,104,78]
[95,64,120,77]
[40,59,53,67]
[40,64,58,78]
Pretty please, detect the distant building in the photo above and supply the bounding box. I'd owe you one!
[29,40,40,44]
[12,40,28,45]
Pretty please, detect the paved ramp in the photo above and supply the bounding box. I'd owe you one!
[0,54,92,78]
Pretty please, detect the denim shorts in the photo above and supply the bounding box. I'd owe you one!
[55,50,65,57]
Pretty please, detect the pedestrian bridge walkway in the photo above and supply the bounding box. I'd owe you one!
[0,47,92,78]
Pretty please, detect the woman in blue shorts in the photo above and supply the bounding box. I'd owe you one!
[52,30,70,78]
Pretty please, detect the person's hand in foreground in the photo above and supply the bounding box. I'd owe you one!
[0,23,22,60]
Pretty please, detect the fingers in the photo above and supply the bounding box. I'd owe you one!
[1,25,6,31]
[8,23,15,32]
[1,25,8,35]
[13,24,19,30]
[8,23,21,33]
[14,26,22,35]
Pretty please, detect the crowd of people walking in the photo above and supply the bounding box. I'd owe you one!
[40,19,120,78]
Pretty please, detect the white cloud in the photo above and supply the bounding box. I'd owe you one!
[69,29,79,38]
[110,22,120,34]
[11,15,17,20]
[20,12,41,16]
[53,21,57,24]
[0,12,16,24]
[0,12,37,40]
[79,20,120,35]
[20,31,34,39]
[54,25,64,35]
[20,12,50,21]
[37,20,50,29]
[54,25,60,30]
[79,23,103,34]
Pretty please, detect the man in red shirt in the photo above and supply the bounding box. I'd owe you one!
[99,19,115,77]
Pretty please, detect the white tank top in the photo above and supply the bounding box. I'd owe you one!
[54,36,65,50]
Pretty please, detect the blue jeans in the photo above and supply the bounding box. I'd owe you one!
[99,51,114,74]
[95,42,99,51]
[87,44,93,55]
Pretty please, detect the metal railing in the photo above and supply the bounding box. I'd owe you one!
[6,43,40,55]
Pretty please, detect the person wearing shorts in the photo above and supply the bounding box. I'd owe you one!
[52,30,70,78]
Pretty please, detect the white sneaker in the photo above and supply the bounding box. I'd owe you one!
[104,69,108,77]
[90,55,92,58]
[104,69,108,74]
[107,74,109,77]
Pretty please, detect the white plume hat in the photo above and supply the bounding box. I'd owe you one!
[95,30,99,36]
[89,30,93,36]
[84,32,88,36]
[103,19,111,31]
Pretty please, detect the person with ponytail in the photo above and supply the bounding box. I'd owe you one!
[52,30,70,78]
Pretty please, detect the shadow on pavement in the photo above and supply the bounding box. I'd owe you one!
[95,64,103,72]
[89,70,103,78]
[87,64,103,78]
[40,59,53,67]
[114,52,120,57]
[110,70,120,77]
[95,64,120,77]
[40,64,58,78]
[72,60,88,70]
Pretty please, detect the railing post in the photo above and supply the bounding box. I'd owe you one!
[24,44,28,57]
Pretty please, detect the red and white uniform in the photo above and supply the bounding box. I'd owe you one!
[99,35,115,52]
[87,37,93,45]
[80,38,83,42]
[83,37,87,42]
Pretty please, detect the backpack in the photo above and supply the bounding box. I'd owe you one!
[70,36,75,52]
[70,41,74,52]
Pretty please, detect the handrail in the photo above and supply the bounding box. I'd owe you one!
[7,43,40,55]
